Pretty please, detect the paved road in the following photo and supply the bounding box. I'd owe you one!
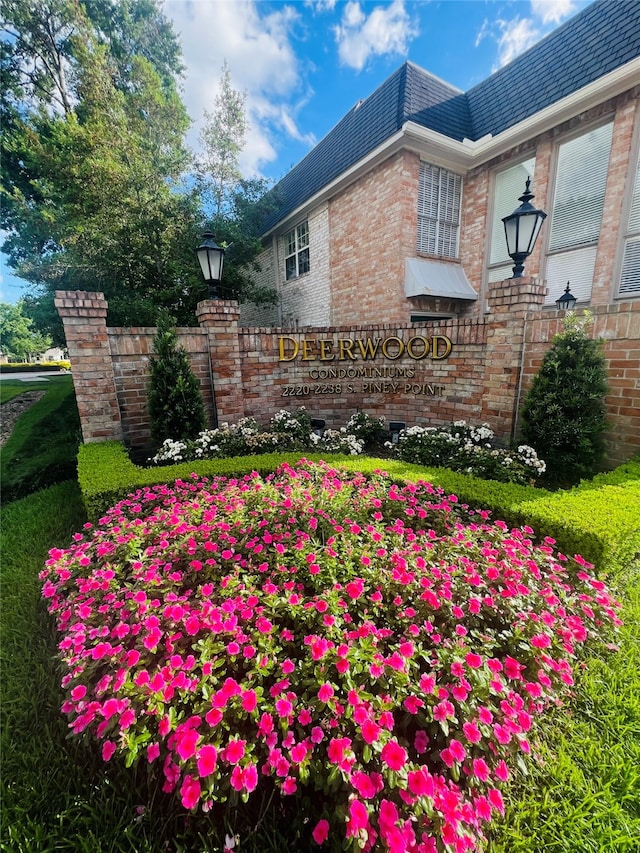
[0,370,70,381]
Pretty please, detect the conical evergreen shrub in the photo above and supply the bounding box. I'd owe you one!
[520,312,608,486]
[148,314,206,446]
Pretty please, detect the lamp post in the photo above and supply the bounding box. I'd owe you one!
[502,177,547,278]
[555,282,577,311]
[196,231,225,298]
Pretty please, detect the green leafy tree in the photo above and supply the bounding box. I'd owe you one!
[197,62,278,307]
[199,60,248,219]
[147,313,206,446]
[0,301,52,360]
[520,312,609,485]
[1,0,205,331]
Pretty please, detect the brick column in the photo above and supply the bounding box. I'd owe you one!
[481,277,547,440]
[196,299,245,423]
[54,290,123,443]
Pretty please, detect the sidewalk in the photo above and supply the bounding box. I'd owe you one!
[0,370,70,382]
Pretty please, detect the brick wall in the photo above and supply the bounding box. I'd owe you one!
[239,317,488,432]
[107,327,214,451]
[329,151,419,326]
[521,301,640,466]
[57,288,640,468]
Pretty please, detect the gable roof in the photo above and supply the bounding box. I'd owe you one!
[262,0,640,234]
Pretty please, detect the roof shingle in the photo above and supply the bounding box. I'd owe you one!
[262,0,640,233]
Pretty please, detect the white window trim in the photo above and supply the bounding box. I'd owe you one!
[283,221,310,281]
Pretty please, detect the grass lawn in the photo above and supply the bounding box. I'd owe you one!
[0,375,81,504]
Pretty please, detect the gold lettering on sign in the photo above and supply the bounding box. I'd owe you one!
[432,335,452,360]
[277,334,453,362]
[278,336,298,361]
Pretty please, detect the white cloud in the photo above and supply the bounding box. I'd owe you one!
[163,0,310,176]
[495,16,542,68]
[334,0,419,72]
[479,0,578,70]
[531,0,577,25]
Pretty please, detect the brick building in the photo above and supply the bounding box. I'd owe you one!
[241,0,640,328]
[55,1,640,467]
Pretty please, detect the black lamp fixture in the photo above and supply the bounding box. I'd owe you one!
[502,177,547,278]
[555,282,577,311]
[196,231,225,298]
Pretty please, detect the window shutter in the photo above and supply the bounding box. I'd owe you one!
[417,163,461,259]
[548,123,613,252]
[544,246,597,304]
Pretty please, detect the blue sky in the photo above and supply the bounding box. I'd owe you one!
[1,0,590,303]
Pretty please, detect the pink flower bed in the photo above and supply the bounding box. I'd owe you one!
[41,461,621,852]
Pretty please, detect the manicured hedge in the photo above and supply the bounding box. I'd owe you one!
[0,361,71,372]
[77,443,640,574]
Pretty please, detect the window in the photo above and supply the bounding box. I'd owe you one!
[619,152,640,297]
[417,163,462,259]
[284,221,310,280]
[487,158,536,283]
[544,122,613,304]
[410,313,453,323]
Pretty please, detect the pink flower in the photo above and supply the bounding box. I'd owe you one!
[472,758,490,781]
[346,799,370,837]
[414,730,429,753]
[351,770,380,799]
[180,774,201,810]
[197,744,217,776]
[407,766,434,797]
[465,652,483,668]
[175,728,199,761]
[281,776,297,795]
[531,633,552,648]
[102,741,116,761]
[360,719,381,744]
[276,698,293,717]
[317,683,334,703]
[147,742,160,763]
[224,739,246,764]
[381,740,407,771]
[242,690,257,712]
[312,819,330,845]
[462,720,482,743]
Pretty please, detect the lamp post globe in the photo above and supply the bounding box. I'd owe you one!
[502,177,547,278]
[196,232,225,298]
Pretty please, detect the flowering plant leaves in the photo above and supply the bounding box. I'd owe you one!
[41,461,620,852]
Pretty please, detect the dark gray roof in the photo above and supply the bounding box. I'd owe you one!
[263,0,640,233]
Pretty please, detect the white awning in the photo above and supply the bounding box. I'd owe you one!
[404,258,478,301]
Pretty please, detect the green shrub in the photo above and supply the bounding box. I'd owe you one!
[147,314,206,446]
[391,421,546,485]
[344,411,386,448]
[0,361,70,372]
[520,313,608,486]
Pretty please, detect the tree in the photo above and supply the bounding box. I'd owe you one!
[147,313,206,446]
[0,301,52,360]
[1,0,206,330]
[197,62,278,306]
[199,60,248,218]
[519,312,609,486]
